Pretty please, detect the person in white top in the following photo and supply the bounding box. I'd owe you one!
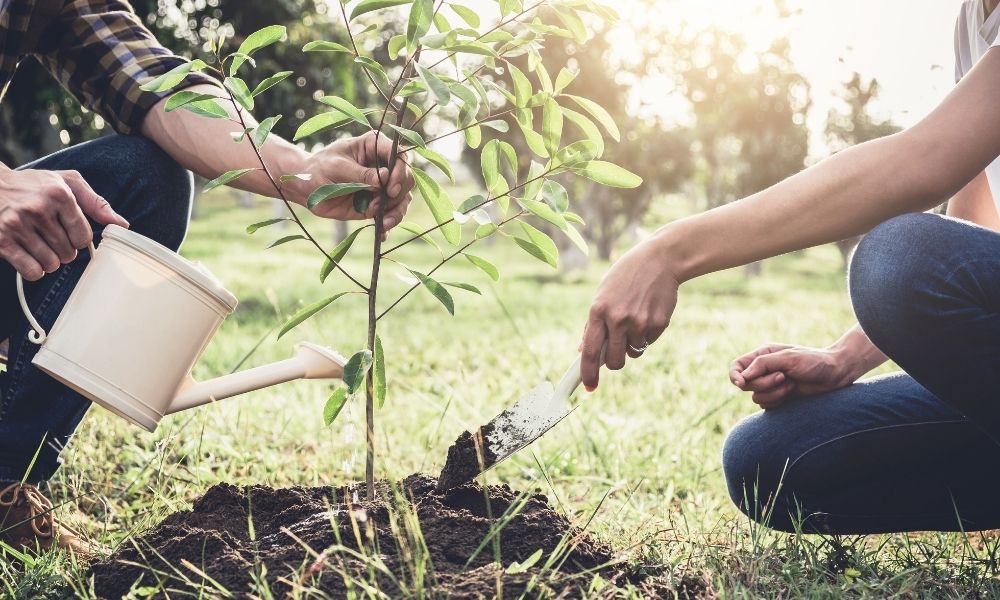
[580,0,1000,534]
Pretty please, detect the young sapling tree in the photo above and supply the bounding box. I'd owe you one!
[143,0,641,500]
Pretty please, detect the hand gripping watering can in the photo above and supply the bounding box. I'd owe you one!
[15,224,346,432]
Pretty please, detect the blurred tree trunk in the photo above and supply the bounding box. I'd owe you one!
[333,220,348,245]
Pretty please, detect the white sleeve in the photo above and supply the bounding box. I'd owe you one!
[955,9,965,83]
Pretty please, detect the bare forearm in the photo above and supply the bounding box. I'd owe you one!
[658,51,1000,283]
[830,324,888,381]
[139,84,312,204]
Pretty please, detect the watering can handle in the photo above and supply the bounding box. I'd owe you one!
[16,242,96,345]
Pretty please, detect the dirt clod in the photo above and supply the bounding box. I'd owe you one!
[90,474,695,599]
[437,426,498,491]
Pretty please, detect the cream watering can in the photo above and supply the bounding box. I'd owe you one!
[15,224,346,432]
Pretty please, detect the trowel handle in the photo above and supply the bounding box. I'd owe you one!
[553,355,583,401]
[553,344,606,401]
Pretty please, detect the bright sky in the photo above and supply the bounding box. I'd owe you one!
[614,0,960,158]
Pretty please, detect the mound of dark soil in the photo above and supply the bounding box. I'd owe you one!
[90,474,699,599]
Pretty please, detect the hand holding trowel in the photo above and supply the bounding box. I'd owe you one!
[436,349,602,491]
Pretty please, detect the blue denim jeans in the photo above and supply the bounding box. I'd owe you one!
[723,213,1000,534]
[0,135,192,483]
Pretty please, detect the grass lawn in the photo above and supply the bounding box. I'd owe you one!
[4,191,999,598]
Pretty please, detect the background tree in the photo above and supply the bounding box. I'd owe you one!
[825,72,901,268]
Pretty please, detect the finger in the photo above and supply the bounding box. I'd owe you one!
[17,230,60,274]
[604,322,628,371]
[387,163,413,200]
[2,241,44,281]
[625,330,648,359]
[61,172,128,228]
[732,344,791,374]
[580,318,607,391]
[382,193,412,233]
[741,371,785,392]
[740,353,787,381]
[36,220,77,265]
[752,381,796,408]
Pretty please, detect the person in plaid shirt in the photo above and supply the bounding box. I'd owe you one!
[0,0,414,556]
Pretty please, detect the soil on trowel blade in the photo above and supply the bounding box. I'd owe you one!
[437,426,498,491]
[90,474,699,599]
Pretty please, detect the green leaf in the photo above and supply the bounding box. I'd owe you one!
[508,64,531,107]
[443,43,497,57]
[563,211,585,225]
[246,218,289,234]
[388,34,407,59]
[397,223,441,254]
[521,161,546,204]
[475,222,497,239]
[350,0,413,21]
[385,123,426,148]
[266,234,307,248]
[354,56,390,86]
[553,6,587,42]
[323,388,349,426]
[481,119,510,132]
[413,168,460,245]
[373,335,386,408]
[182,98,230,119]
[280,173,313,182]
[164,90,217,112]
[415,64,451,104]
[513,222,559,267]
[464,123,482,149]
[444,282,481,294]
[343,350,374,395]
[140,61,195,93]
[564,95,620,141]
[506,549,544,575]
[521,198,567,230]
[562,107,604,156]
[432,12,451,33]
[307,183,372,210]
[578,161,643,188]
[407,0,433,51]
[251,71,293,96]
[464,254,499,281]
[224,77,254,111]
[564,223,589,256]
[303,40,353,53]
[294,112,351,141]
[481,139,500,192]
[541,97,563,156]
[318,95,370,127]
[517,119,548,158]
[415,147,454,182]
[408,268,455,315]
[232,25,286,72]
[321,226,368,282]
[554,68,577,93]
[252,115,282,147]
[203,168,257,193]
[451,4,480,26]
[498,141,518,179]
[278,292,353,338]
[541,180,569,211]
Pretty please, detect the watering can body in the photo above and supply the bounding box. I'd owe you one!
[17,224,345,432]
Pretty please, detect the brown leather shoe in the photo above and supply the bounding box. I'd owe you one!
[0,482,102,559]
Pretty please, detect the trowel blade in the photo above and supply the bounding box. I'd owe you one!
[436,366,578,491]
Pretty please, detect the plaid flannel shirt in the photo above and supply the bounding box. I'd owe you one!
[0,0,218,134]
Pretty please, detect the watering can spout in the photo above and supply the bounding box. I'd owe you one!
[167,342,346,415]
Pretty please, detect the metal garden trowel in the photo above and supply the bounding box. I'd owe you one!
[436,354,586,491]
